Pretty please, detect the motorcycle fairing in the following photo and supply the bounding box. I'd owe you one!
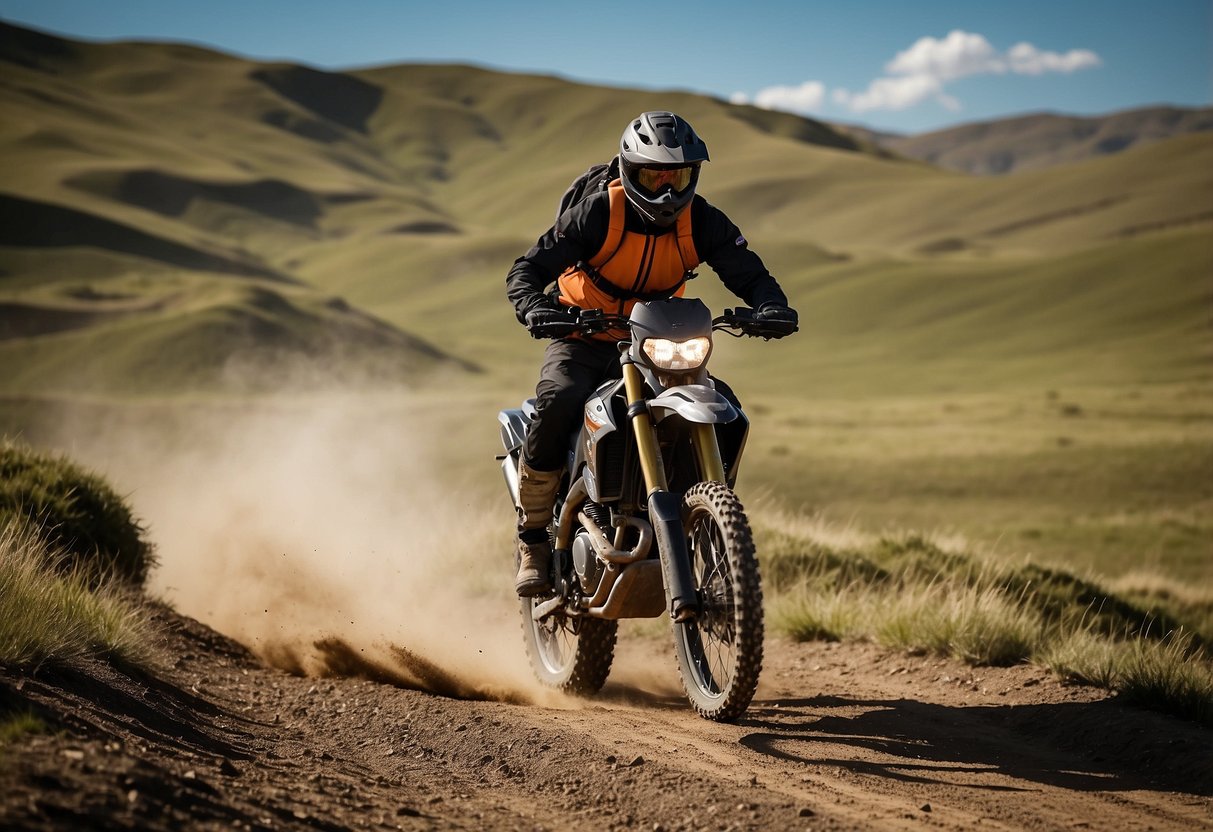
[498,399,538,507]
[648,383,740,425]
[573,378,627,504]
[648,385,750,489]
[498,399,536,454]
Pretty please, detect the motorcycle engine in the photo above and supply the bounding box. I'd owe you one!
[571,528,602,592]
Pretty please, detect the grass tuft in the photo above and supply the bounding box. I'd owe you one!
[0,517,152,669]
[1038,627,1122,689]
[0,711,46,748]
[0,439,157,588]
[875,582,1042,666]
[1118,631,1213,727]
[771,581,865,643]
[1110,571,1213,645]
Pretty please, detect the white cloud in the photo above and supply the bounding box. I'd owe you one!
[833,74,944,113]
[742,30,1102,118]
[886,30,1004,81]
[1006,42,1102,75]
[732,80,826,115]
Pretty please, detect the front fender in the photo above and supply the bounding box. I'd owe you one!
[648,384,740,424]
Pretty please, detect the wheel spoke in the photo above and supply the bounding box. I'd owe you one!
[683,505,738,696]
[537,614,579,673]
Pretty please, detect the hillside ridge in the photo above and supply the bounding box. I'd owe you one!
[871,105,1213,174]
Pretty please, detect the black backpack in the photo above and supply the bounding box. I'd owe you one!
[554,156,620,222]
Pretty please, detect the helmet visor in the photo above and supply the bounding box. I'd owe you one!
[629,163,698,196]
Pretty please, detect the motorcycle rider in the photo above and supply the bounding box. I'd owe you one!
[505,110,798,597]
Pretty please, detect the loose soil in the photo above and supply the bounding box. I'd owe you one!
[2,602,1211,831]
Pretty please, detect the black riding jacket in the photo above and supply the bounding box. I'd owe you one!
[506,190,789,324]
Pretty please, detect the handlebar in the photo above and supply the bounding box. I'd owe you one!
[572,307,632,336]
[525,307,630,339]
[527,307,796,340]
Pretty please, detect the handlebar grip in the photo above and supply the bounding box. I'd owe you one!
[714,307,797,339]
[525,308,579,339]
[537,324,579,339]
[754,319,798,338]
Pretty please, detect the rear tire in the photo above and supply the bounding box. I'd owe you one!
[520,600,617,695]
[672,482,763,721]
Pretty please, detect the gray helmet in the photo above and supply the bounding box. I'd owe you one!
[619,112,709,227]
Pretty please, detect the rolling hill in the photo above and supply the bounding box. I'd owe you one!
[842,106,1213,175]
[0,19,1209,400]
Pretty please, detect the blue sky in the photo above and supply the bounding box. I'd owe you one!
[1,0,1208,134]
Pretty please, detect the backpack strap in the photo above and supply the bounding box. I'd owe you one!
[588,181,628,271]
[674,201,699,276]
[555,157,621,221]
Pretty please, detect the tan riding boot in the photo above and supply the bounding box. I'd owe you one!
[515,538,552,598]
[514,460,562,597]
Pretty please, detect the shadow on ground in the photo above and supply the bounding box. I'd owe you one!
[739,694,1213,797]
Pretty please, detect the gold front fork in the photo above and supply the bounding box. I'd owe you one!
[623,363,668,495]
[692,423,727,483]
[623,364,728,489]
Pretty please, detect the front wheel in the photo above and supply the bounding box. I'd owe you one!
[672,482,764,721]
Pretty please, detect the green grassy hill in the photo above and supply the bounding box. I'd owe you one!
[1,22,1209,582]
[0,22,472,393]
[3,21,1210,390]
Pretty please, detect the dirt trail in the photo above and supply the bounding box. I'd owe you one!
[3,603,1211,831]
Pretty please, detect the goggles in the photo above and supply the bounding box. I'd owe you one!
[629,163,698,195]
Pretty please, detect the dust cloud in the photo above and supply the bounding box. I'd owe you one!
[51,385,562,703]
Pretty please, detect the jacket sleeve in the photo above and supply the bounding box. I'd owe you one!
[505,195,609,324]
[691,198,790,310]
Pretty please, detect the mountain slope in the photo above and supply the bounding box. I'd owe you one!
[879,106,1213,174]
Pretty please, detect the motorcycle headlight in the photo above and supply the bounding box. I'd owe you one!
[642,336,711,371]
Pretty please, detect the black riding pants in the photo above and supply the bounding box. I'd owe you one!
[522,338,740,472]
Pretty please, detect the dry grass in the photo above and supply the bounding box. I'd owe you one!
[761,515,1213,726]
[0,711,46,749]
[769,581,867,643]
[1037,627,1121,689]
[1116,631,1213,726]
[0,518,152,669]
[874,582,1043,666]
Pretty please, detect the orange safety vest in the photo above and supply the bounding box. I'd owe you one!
[557,180,699,339]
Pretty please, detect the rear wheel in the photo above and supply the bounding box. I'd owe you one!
[516,482,617,695]
[520,599,616,695]
[672,481,763,721]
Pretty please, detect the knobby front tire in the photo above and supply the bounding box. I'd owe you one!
[672,481,764,721]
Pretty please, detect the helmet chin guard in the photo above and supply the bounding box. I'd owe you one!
[619,112,709,227]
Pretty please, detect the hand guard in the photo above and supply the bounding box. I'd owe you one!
[754,303,799,338]
[525,305,579,339]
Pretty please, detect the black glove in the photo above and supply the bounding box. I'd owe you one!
[754,303,799,337]
[525,304,579,339]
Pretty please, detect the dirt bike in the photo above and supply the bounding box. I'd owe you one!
[497,297,795,721]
